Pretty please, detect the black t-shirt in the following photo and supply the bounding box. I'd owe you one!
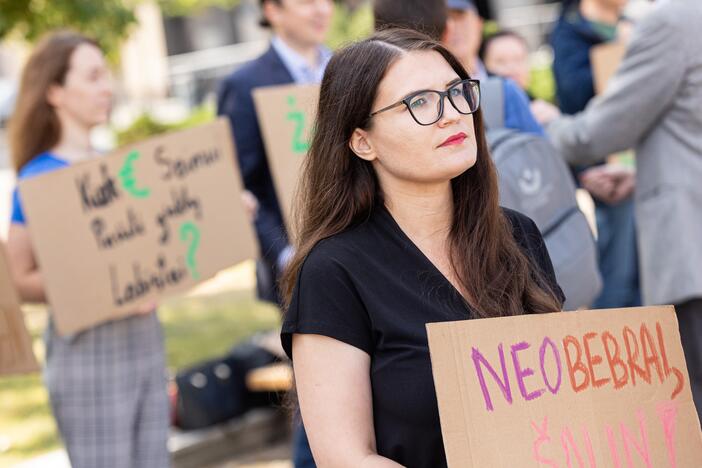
[281,206,564,468]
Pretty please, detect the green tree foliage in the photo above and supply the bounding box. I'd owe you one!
[0,0,137,55]
[0,0,244,54]
[326,1,374,50]
[158,0,240,17]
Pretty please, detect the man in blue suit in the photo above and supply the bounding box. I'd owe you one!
[217,1,332,466]
[217,0,332,304]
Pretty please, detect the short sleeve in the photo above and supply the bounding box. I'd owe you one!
[281,242,373,360]
[504,209,566,306]
[10,187,26,225]
[9,154,68,226]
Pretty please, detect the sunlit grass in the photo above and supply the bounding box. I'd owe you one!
[0,287,280,465]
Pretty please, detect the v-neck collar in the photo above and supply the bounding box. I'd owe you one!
[376,205,472,310]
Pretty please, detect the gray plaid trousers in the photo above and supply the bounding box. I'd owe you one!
[44,311,170,468]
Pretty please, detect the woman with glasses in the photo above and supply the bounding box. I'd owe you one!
[280,29,564,467]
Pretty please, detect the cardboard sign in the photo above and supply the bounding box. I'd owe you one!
[253,84,319,225]
[591,41,627,95]
[427,306,702,467]
[20,119,257,336]
[0,242,38,376]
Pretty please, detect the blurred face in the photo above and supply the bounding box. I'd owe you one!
[350,51,478,189]
[47,43,112,129]
[483,35,530,90]
[265,0,333,47]
[598,0,629,12]
[444,8,483,65]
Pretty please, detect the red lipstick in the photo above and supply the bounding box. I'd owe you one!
[438,132,468,148]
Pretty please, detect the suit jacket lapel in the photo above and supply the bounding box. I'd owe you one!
[261,45,295,86]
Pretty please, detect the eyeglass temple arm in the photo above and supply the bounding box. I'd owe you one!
[369,100,406,117]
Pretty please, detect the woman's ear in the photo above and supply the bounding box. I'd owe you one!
[349,128,376,162]
[46,84,63,108]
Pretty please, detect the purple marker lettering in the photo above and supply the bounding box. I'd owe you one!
[540,337,563,394]
[512,341,545,401]
[471,344,512,412]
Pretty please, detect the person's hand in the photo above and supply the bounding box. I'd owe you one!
[617,20,634,44]
[530,99,561,125]
[133,301,157,315]
[241,190,259,222]
[606,166,636,203]
[580,166,617,203]
[580,165,635,204]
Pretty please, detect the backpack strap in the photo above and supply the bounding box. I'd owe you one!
[479,77,505,130]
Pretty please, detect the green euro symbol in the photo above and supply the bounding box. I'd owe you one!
[180,221,201,280]
[286,96,310,154]
[119,150,151,199]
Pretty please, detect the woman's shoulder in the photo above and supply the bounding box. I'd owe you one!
[18,153,69,180]
[299,214,383,279]
[501,207,548,255]
[501,207,539,236]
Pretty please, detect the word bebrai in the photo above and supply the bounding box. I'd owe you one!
[471,319,688,467]
[74,144,220,306]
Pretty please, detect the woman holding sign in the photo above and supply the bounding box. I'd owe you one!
[280,29,565,467]
[6,32,169,468]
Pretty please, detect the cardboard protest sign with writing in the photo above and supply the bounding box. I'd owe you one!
[591,41,627,95]
[0,242,38,376]
[427,306,702,467]
[253,84,319,225]
[20,119,257,336]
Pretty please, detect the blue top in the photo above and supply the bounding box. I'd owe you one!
[11,153,69,225]
[502,78,545,136]
[550,3,619,114]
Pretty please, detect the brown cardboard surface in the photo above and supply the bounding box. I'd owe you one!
[19,119,257,336]
[0,242,38,376]
[591,41,627,95]
[427,306,702,467]
[252,84,319,226]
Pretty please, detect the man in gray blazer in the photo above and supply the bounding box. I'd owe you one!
[545,0,702,420]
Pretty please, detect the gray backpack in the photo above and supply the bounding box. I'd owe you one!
[481,78,602,309]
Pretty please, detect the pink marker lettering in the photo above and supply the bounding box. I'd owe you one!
[561,426,586,468]
[530,416,558,468]
[657,400,679,468]
[620,411,652,468]
[606,425,622,468]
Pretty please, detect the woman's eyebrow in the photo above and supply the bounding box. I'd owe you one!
[399,78,463,100]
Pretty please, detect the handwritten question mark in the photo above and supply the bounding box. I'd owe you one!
[286,96,310,154]
[179,221,201,280]
[119,150,151,199]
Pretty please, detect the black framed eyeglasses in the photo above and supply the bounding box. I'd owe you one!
[369,79,480,126]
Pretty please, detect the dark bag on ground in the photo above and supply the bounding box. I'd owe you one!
[174,338,280,430]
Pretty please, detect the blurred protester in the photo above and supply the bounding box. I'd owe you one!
[480,30,531,93]
[218,0,333,306]
[550,0,641,310]
[217,1,333,466]
[6,31,169,468]
[545,0,702,421]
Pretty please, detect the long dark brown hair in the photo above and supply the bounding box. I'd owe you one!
[8,31,98,172]
[282,28,562,318]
